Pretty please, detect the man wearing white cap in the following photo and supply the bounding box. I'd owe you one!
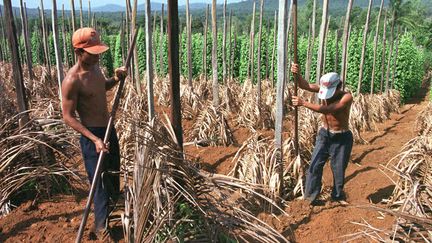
[291,63,353,205]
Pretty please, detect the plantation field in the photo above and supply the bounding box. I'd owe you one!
[0,84,429,242]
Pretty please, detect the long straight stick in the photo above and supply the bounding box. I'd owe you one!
[370,0,384,94]
[75,30,139,243]
[292,0,299,157]
[356,0,373,95]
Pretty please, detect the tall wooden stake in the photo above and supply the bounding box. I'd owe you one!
[379,13,387,93]
[316,0,329,85]
[356,0,373,95]
[249,1,256,82]
[145,0,155,120]
[257,0,264,106]
[19,0,34,80]
[391,26,400,90]
[61,5,70,68]
[3,0,29,124]
[40,0,51,75]
[385,9,396,93]
[275,0,288,197]
[305,0,316,81]
[341,0,354,90]
[167,0,183,150]
[222,0,227,83]
[52,0,64,98]
[79,0,83,28]
[203,5,209,80]
[211,0,219,107]
[292,0,299,157]
[132,0,141,95]
[186,0,193,89]
[370,0,384,94]
[159,4,164,75]
[228,9,233,81]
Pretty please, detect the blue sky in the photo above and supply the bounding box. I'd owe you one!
[11,0,244,9]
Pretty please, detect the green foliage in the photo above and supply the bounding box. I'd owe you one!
[136,27,147,76]
[101,35,114,77]
[114,33,123,69]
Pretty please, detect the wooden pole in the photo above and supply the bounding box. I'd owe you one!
[275,0,288,196]
[265,17,270,79]
[88,0,91,27]
[167,0,183,150]
[211,0,219,107]
[322,16,330,74]
[356,0,373,95]
[305,0,316,81]
[370,0,384,94]
[186,0,193,88]
[79,0,83,28]
[132,0,141,95]
[222,0,227,83]
[3,0,29,123]
[62,5,70,68]
[270,10,277,85]
[228,9,233,81]
[292,0,299,157]
[19,0,34,80]
[145,0,155,120]
[315,0,329,85]
[70,0,76,32]
[344,24,352,83]
[0,7,5,61]
[341,0,354,90]
[257,0,264,105]
[385,10,396,93]
[152,11,157,76]
[334,29,339,73]
[231,30,237,80]
[379,13,387,94]
[52,0,64,98]
[203,5,208,80]
[159,4,164,75]
[40,0,51,75]
[249,1,256,82]
[391,26,400,90]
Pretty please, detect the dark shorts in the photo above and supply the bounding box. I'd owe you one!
[304,127,353,202]
[79,127,120,230]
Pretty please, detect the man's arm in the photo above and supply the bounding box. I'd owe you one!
[292,93,353,114]
[291,63,320,93]
[105,66,127,90]
[61,76,108,153]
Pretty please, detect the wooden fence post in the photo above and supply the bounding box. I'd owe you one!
[222,0,227,84]
[315,0,329,85]
[19,0,35,80]
[40,0,51,76]
[186,0,193,89]
[159,4,164,75]
[61,5,70,68]
[52,0,64,99]
[257,0,264,106]
[341,0,354,90]
[379,13,387,94]
[203,5,209,80]
[145,0,155,120]
[305,0,316,81]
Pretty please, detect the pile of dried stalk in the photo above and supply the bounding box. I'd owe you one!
[0,64,80,217]
[348,101,431,242]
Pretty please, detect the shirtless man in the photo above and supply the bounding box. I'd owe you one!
[291,63,353,204]
[61,27,127,238]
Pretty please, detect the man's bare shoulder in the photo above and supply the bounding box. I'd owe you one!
[62,65,81,88]
[341,91,353,103]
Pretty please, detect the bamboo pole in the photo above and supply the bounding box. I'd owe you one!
[186,0,193,89]
[341,0,354,90]
[19,0,34,80]
[3,0,29,124]
[211,0,219,107]
[371,0,384,94]
[305,0,316,81]
[379,13,387,93]
[167,0,183,150]
[270,10,277,85]
[316,0,329,85]
[356,0,373,95]
[222,0,227,83]
[275,0,288,196]
[203,5,209,80]
[39,0,51,75]
[159,4,164,75]
[52,0,64,98]
[257,0,264,105]
[145,0,155,120]
[79,0,83,28]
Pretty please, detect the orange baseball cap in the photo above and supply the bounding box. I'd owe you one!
[72,27,109,54]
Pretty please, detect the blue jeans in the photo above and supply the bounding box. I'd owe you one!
[79,127,120,231]
[304,128,353,202]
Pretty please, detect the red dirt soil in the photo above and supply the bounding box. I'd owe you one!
[0,96,428,242]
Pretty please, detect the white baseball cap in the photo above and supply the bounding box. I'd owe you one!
[318,72,341,100]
